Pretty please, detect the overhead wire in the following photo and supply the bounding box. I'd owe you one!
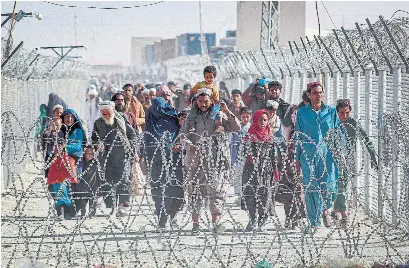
[42,1,164,10]
[321,1,338,30]
[315,1,321,36]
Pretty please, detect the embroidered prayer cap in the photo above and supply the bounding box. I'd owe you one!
[98,101,115,110]
[141,88,150,94]
[307,81,322,90]
[196,88,212,97]
[266,100,279,110]
[52,104,64,111]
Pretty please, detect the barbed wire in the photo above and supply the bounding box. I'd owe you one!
[1,43,90,81]
[1,110,409,267]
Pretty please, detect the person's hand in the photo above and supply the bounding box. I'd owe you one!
[97,143,104,152]
[247,155,253,164]
[220,101,230,114]
[371,160,378,171]
[296,161,301,174]
[172,144,182,152]
[253,78,259,86]
[290,104,298,113]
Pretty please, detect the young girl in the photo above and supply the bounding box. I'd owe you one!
[241,110,278,231]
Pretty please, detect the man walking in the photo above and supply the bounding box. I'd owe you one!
[92,101,137,216]
[294,81,340,233]
[181,88,240,234]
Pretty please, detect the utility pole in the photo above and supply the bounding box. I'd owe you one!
[3,1,17,60]
[74,13,78,45]
[198,1,207,56]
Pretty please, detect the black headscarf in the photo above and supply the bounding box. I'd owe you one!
[46,93,68,118]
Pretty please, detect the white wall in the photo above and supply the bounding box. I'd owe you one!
[236,1,262,50]
[279,1,306,45]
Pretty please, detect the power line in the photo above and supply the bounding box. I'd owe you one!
[321,1,338,30]
[315,1,321,36]
[43,1,164,10]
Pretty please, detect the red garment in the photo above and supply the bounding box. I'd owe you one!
[47,152,78,184]
[247,109,271,142]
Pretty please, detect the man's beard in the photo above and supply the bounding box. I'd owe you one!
[115,104,125,113]
[103,115,115,126]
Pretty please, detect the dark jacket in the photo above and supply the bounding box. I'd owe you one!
[273,98,292,127]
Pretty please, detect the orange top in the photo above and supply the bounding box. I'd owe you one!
[191,81,220,103]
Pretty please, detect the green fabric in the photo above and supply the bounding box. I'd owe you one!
[334,179,349,212]
[342,117,377,164]
[35,106,48,137]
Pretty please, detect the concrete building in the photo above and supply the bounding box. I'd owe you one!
[236,1,262,51]
[153,38,176,63]
[131,37,161,66]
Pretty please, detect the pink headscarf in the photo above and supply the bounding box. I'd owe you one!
[247,109,271,142]
[158,86,172,96]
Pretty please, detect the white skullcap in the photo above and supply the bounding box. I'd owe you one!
[89,84,96,90]
[53,104,64,111]
[88,88,98,96]
[266,100,279,110]
[196,88,212,97]
[98,101,115,110]
[141,88,150,94]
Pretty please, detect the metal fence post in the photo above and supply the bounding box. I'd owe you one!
[353,70,361,208]
[299,73,306,104]
[324,71,330,104]
[391,67,401,225]
[364,68,373,215]
[332,71,340,106]
[377,69,386,220]
[343,71,350,99]
[282,74,288,102]
[290,74,295,105]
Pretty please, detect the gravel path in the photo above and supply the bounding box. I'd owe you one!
[2,162,409,268]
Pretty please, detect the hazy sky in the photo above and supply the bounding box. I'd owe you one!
[1,1,408,65]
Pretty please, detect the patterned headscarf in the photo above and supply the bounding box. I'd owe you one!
[158,86,172,96]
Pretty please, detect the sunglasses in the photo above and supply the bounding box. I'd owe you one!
[337,99,351,107]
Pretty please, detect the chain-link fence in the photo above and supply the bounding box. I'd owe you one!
[1,44,89,191]
[137,16,409,230]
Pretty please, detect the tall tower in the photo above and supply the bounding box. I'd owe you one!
[260,1,279,50]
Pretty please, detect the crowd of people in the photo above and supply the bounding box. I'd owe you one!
[37,65,378,235]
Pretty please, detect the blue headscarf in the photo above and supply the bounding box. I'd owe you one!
[60,108,86,142]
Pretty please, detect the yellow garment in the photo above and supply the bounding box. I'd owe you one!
[192,81,220,103]
[125,95,145,134]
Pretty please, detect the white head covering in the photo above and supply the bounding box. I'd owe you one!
[52,104,64,111]
[196,88,212,97]
[88,87,98,96]
[98,101,115,110]
[141,88,150,95]
[266,100,279,110]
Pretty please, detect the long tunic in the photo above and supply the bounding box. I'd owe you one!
[92,118,136,202]
[144,97,184,217]
[294,103,340,226]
